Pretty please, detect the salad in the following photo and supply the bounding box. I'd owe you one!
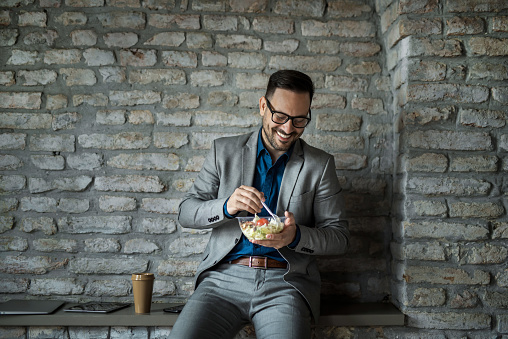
[238,215,284,240]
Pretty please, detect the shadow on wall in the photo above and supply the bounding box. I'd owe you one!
[318,175,393,303]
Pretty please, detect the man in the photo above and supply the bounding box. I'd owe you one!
[170,70,349,339]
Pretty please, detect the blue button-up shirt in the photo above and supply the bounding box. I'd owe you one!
[223,130,300,262]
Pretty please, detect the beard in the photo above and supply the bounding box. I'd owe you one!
[261,123,301,153]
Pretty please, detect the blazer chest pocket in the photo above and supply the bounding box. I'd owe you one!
[288,190,314,221]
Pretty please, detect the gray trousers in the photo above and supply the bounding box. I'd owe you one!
[169,263,312,339]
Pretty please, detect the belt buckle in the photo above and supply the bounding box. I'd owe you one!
[249,256,267,269]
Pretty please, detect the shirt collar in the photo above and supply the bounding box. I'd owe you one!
[256,128,294,163]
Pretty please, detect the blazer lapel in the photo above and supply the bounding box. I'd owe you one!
[277,139,304,214]
[241,131,259,187]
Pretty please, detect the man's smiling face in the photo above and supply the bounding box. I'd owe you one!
[259,88,311,160]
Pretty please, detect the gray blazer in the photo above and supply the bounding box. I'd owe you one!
[178,130,349,321]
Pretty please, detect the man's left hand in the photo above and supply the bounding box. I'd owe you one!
[250,211,296,249]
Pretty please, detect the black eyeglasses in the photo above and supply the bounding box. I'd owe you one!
[265,97,311,128]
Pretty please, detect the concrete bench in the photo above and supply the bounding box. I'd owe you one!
[0,302,404,327]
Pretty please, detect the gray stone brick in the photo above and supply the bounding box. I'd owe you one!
[493,222,508,239]
[32,238,78,252]
[403,220,489,240]
[46,95,68,110]
[1,255,67,274]
[20,197,57,213]
[148,14,200,29]
[203,15,237,31]
[108,153,179,171]
[153,132,188,149]
[84,279,131,297]
[158,259,199,276]
[207,91,239,106]
[31,155,65,170]
[332,153,367,170]
[493,87,508,104]
[410,200,448,217]
[470,62,508,80]
[0,154,23,170]
[98,195,136,212]
[484,291,508,308]
[459,243,508,264]
[95,175,164,193]
[28,278,84,295]
[406,153,448,172]
[186,32,213,49]
[0,92,42,109]
[409,287,446,306]
[274,0,325,17]
[58,198,89,213]
[264,39,299,53]
[18,69,57,85]
[470,37,508,56]
[54,175,93,192]
[459,108,506,128]
[0,198,18,214]
[194,111,259,127]
[328,0,371,17]
[28,327,67,339]
[191,132,242,150]
[145,32,185,46]
[398,265,490,285]
[304,134,365,151]
[162,50,197,68]
[450,290,479,309]
[0,278,29,293]
[169,236,209,257]
[408,130,493,151]
[69,258,148,274]
[302,19,375,37]
[58,216,132,234]
[128,110,154,124]
[0,133,26,150]
[0,237,28,251]
[155,112,192,126]
[216,34,262,50]
[408,176,491,196]
[98,11,145,29]
[110,327,149,339]
[104,32,138,48]
[190,70,226,86]
[162,92,199,109]
[0,174,26,192]
[252,16,293,34]
[0,113,52,129]
[139,218,177,234]
[70,29,97,46]
[7,50,38,65]
[78,132,151,149]
[141,198,180,214]
[73,93,108,106]
[449,201,504,218]
[450,155,498,172]
[270,55,341,72]
[124,238,159,254]
[84,238,121,253]
[68,327,109,339]
[325,75,368,92]
[99,67,126,83]
[21,217,56,235]
[407,311,491,329]
[29,134,75,152]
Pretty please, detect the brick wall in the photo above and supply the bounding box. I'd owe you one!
[381,0,508,337]
[0,0,507,338]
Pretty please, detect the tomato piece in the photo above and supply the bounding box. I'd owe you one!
[256,218,269,226]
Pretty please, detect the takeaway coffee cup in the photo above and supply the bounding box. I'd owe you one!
[131,273,155,313]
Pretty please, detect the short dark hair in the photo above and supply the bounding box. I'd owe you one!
[265,70,314,104]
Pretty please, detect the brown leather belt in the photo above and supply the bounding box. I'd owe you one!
[230,256,287,269]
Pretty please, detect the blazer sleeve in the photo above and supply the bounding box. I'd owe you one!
[291,155,350,256]
[177,139,229,230]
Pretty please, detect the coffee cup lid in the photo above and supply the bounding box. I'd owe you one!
[131,273,155,281]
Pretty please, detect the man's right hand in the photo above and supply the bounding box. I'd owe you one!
[226,185,264,216]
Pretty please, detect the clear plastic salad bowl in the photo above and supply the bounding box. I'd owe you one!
[237,215,286,241]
